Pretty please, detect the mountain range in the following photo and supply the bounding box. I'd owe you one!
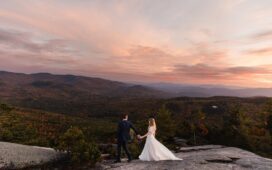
[0,70,272,114]
[0,71,167,99]
[0,71,168,113]
[146,82,272,97]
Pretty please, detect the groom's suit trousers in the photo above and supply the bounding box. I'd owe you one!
[117,140,131,161]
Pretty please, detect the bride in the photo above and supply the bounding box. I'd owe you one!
[138,118,182,161]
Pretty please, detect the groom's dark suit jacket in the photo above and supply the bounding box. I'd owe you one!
[117,120,138,142]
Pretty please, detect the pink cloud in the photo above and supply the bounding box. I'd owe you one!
[153,64,272,87]
[246,47,272,56]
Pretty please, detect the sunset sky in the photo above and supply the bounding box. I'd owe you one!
[0,0,272,87]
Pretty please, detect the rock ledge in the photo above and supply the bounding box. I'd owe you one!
[0,142,64,169]
[100,145,272,170]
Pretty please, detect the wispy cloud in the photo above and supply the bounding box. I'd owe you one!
[245,47,272,56]
[153,64,272,87]
[0,28,81,71]
[251,30,272,41]
[0,29,76,54]
[173,64,272,78]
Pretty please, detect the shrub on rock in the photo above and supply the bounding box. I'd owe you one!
[57,127,101,166]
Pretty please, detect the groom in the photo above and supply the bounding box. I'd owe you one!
[115,113,140,163]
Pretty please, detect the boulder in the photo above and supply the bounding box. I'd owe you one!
[173,137,188,147]
[0,142,65,169]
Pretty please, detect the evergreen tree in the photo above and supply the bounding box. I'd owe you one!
[156,106,176,142]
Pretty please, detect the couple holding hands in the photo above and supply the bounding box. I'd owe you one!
[115,113,182,163]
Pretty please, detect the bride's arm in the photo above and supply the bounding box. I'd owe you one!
[140,129,154,139]
[140,132,149,139]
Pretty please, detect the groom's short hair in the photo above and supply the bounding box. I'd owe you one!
[122,113,128,119]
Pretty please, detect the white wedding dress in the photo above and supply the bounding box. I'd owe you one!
[139,126,182,161]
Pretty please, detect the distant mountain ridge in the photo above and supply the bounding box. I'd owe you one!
[0,71,169,113]
[1,71,272,114]
[0,71,169,98]
[146,82,272,97]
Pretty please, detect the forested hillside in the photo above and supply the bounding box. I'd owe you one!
[0,71,168,114]
[1,96,272,160]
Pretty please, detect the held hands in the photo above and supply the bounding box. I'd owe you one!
[137,134,143,140]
